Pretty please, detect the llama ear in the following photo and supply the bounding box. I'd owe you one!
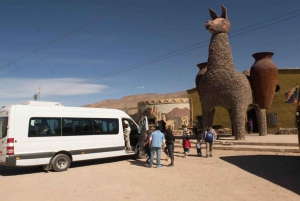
[221,5,228,20]
[209,8,219,20]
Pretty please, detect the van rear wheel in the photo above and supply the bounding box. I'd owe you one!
[51,154,71,172]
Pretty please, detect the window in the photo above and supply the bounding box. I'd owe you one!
[0,117,8,139]
[28,117,61,137]
[28,117,119,137]
[62,118,93,136]
[93,118,119,135]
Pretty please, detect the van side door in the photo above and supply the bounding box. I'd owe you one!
[0,117,8,163]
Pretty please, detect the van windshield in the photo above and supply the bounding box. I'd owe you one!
[0,117,8,139]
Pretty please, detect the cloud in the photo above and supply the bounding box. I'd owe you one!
[0,77,108,99]
[137,86,145,89]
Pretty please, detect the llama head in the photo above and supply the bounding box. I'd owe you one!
[205,5,230,34]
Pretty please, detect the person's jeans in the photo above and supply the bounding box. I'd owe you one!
[184,148,190,154]
[197,148,202,156]
[248,126,253,133]
[150,147,161,166]
[206,142,213,156]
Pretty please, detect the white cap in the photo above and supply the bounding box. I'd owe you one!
[123,120,129,125]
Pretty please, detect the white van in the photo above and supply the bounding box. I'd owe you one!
[0,101,147,172]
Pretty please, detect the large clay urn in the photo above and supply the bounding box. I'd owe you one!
[195,62,208,96]
[250,52,278,109]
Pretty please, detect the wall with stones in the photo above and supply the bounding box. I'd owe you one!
[267,69,300,134]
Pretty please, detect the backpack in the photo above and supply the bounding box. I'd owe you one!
[205,131,213,142]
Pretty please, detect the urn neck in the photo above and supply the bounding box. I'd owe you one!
[252,52,274,62]
[197,62,208,70]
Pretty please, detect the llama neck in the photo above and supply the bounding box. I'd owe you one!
[208,33,235,69]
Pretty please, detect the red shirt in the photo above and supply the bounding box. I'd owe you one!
[184,139,191,148]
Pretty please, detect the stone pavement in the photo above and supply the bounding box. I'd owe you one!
[174,133,300,153]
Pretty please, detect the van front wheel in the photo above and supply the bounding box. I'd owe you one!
[51,154,71,172]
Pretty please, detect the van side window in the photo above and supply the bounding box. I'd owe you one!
[28,118,61,137]
[0,117,8,139]
[62,118,93,136]
[93,118,119,135]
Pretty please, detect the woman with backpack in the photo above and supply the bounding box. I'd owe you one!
[204,126,217,158]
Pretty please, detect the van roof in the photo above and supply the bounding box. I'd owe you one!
[21,101,63,106]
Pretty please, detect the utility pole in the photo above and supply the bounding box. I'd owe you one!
[33,87,41,101]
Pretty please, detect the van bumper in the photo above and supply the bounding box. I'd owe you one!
[0,156,16,166]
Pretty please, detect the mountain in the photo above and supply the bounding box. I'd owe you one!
[82,91,188,110]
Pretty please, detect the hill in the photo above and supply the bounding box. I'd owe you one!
[82,91,188,110]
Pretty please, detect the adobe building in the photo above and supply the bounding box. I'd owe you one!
[187,69,300,134]
[136,98,191,134]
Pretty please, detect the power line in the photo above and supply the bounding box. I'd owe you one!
[8,8,300,103]
[0,0,187,77]
[40,12,300,96]
[230,8,300,34]
[229,13,300,38]
[0,0,137,71]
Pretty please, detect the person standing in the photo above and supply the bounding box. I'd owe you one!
[182,127,191,153]
[183,136,191,157]
[144,130,151,164]
[139,114,147,151]
[161,119,166,130]
[148,126,165,168]
[204,126,217,157]
[193,121,199,138]
[195,140,202,157]
[165,126,175,166]
[123,120,131,151]
[247,119,253,134]
[183,127,191,137]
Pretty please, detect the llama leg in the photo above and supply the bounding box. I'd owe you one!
[231,107,247,140]
[255,106,267,136]
[228,109,235,137]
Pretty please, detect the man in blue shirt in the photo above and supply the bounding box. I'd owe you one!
[149,126,165,168]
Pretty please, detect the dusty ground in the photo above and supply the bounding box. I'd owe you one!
[0,147,299,201]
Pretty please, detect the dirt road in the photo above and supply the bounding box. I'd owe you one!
[0,148,299,201]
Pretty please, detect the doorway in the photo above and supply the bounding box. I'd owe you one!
[247,108,258,133]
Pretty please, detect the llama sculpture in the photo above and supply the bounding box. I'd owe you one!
[198,5,267,139]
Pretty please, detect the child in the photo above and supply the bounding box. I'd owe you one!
[182,136,186,154]
[183,136,191,157]
[182,127,191,153]
[196,140,202,156]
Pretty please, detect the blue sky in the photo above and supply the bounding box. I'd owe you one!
[0,0,299,107]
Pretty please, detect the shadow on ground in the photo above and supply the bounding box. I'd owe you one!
[220,155,300,195]
[0,155,133,176]
[128,159,148,167]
